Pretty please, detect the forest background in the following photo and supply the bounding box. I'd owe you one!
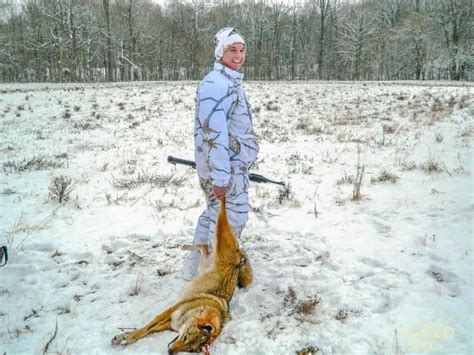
[0,0,473,83]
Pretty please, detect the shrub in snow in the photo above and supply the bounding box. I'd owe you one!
[48,175,75,203]
[370,169,399,184]
[110,170,189,190]
[352,148,365,201]
[3,156,65,173]
[278,183,294,204]
[435,132,444,143]
[296,345,320,355]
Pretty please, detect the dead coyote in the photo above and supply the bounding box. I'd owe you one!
[112,198,252,354]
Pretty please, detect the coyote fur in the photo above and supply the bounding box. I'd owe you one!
[111,198,253,354]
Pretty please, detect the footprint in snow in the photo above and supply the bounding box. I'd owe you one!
[426,265,461,297]
[371,218,392,237]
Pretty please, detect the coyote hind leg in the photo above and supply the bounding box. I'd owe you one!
[111,305,176,347]
[183,244,213,273]
[182,244,210,257]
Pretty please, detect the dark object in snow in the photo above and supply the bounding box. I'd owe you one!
[0,246,7,267]
[296,345,320,354]
[168,156,285,186]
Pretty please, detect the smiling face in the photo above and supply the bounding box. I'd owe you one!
[221,43,246,71]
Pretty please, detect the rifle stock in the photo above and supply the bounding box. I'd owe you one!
[167,156,196,169]
[167,156,285,186]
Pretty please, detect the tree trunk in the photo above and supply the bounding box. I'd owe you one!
[290,4,297,80]
[128,0,136,81]
[318,0,330,79]
[69,0,77,82]
[103,0,114,82]
[415,41,422,80]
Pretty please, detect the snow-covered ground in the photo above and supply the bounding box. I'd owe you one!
[1,80,472,354]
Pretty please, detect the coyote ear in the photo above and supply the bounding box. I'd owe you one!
[199,323,214,335]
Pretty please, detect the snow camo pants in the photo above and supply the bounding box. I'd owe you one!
[186,166,250,269]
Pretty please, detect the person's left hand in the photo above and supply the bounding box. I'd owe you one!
[212,185,227,201]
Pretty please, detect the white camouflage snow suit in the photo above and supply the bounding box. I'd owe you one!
[185,62,259,276]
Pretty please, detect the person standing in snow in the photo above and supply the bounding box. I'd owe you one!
[183,28,259,280]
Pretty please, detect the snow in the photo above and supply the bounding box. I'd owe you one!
[1,80,472,354]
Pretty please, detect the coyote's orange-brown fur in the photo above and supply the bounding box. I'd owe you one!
[111,198,252,354]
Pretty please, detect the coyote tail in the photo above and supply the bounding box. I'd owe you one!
[215,198,238,254]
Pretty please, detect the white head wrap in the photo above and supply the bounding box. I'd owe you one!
[214,27,245,60]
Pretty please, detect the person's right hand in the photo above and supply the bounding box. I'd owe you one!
[212,185,227,201]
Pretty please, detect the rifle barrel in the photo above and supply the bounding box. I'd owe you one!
[167,156,285,186]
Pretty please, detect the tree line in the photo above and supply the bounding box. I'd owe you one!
[0,0,472,83]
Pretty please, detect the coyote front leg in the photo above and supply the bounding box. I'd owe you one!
[111,305,177,346]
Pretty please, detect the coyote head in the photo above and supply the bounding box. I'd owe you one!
[167,307,221,354]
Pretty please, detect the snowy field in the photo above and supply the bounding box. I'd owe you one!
[1,80,473,354]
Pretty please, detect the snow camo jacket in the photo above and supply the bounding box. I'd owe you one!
[194,62,259,188]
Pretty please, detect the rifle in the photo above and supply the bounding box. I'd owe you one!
[167,156,285,186]
[0,246,7,267]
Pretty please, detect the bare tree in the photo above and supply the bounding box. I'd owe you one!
[338,4,377,80]
[315,0,331,79]
[290,1,298,80]
[103,0,114,81]
[435,0,473,80]
[68,0,78,81]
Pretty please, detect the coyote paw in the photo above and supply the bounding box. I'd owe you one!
[111,332,134,347]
